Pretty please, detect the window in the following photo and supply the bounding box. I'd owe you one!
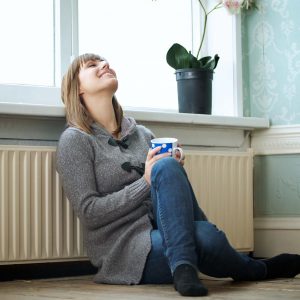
[0,0,54,86]
[0,0,70,105]
[0,0,242,116]
[78,0,241,115]
[78,0,192,112]
[206,4,242,116]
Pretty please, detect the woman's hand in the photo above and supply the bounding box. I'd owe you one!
[143,147,171,185]
[175,143,185,166]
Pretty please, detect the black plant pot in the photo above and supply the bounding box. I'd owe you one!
[175,68,214,114]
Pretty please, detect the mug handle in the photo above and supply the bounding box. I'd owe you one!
[173,147,183,162]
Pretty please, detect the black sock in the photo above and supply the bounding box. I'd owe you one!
[263,253,300,279]
[173,264,208,297]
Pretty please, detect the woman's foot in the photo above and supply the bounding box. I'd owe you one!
[173,264,208,297]
[263,253,300,279]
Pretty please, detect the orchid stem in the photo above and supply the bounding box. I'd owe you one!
[198,0,206,14]
[196,1,223,59]
[197,13,207,59]
[208,2,223,15]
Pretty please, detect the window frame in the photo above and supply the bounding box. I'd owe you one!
[0,0,243,116]
[0,0,75,105]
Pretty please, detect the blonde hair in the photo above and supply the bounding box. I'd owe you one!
[61,53,123,134]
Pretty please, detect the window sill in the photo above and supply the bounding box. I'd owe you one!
[0,102,269,130]
[0,102,269,148]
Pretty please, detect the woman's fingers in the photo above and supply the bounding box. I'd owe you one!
[147,146,161,159]
[152,152,171,162]
[144,147,170,185]
[147,147,170,163]
[174,149,181,160]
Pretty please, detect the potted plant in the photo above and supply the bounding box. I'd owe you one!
[157,0,257,114]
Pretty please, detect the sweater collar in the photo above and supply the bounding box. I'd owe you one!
[91,117,137,139]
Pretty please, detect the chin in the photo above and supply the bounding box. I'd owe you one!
[110,78,118,93]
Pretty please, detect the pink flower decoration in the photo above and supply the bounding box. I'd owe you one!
[223,0,243,14]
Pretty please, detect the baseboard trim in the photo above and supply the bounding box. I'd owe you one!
[254,217,300,230]
[254,217,300,257]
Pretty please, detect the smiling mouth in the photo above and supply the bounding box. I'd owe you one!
[99,72,114,78]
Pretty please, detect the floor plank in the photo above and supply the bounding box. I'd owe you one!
[0,275,299,299]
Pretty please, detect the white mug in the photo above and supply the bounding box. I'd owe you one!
[151,137,184,162]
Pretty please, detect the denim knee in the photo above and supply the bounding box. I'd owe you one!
[151,157,182,183]
[152,157,179,174]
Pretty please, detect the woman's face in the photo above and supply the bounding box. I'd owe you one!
[78,59,118,99]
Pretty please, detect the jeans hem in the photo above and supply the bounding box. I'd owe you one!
[171,260,198,275]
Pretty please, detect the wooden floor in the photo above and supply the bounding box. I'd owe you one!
[0,275,300,300]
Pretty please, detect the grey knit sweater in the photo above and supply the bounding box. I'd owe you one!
[56,117,154,284]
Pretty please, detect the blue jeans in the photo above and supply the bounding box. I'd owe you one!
[140,157,267,284]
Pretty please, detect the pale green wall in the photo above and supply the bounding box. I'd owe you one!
[254,155,300,217]
[242,0,300,125]
[242,1,300,217]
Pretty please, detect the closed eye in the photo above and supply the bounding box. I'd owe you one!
[85,60,100,68]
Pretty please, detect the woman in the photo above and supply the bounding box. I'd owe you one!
[56,53,300,297]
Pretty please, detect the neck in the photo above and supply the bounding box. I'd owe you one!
[84,94,119,136]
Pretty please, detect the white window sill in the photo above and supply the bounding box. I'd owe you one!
[0,102,269,130]
[0,102,269,148]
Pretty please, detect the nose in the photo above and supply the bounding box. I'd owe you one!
[100,60,109,69]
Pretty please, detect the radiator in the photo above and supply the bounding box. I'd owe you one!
[184,149,254,252]
[0,145,86,264]
[0,146,253,264]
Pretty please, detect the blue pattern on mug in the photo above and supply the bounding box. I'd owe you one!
[151,142,174,155]
[151,138,183,162]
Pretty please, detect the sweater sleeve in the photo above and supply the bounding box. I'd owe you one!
[56,129,151,229]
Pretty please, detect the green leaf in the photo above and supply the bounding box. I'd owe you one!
[199,56,212,67]
[202,54,220,70]
[166,43,193,69]
[212,54,220,69]
[188,51,200,68]
[166,43,220,70]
